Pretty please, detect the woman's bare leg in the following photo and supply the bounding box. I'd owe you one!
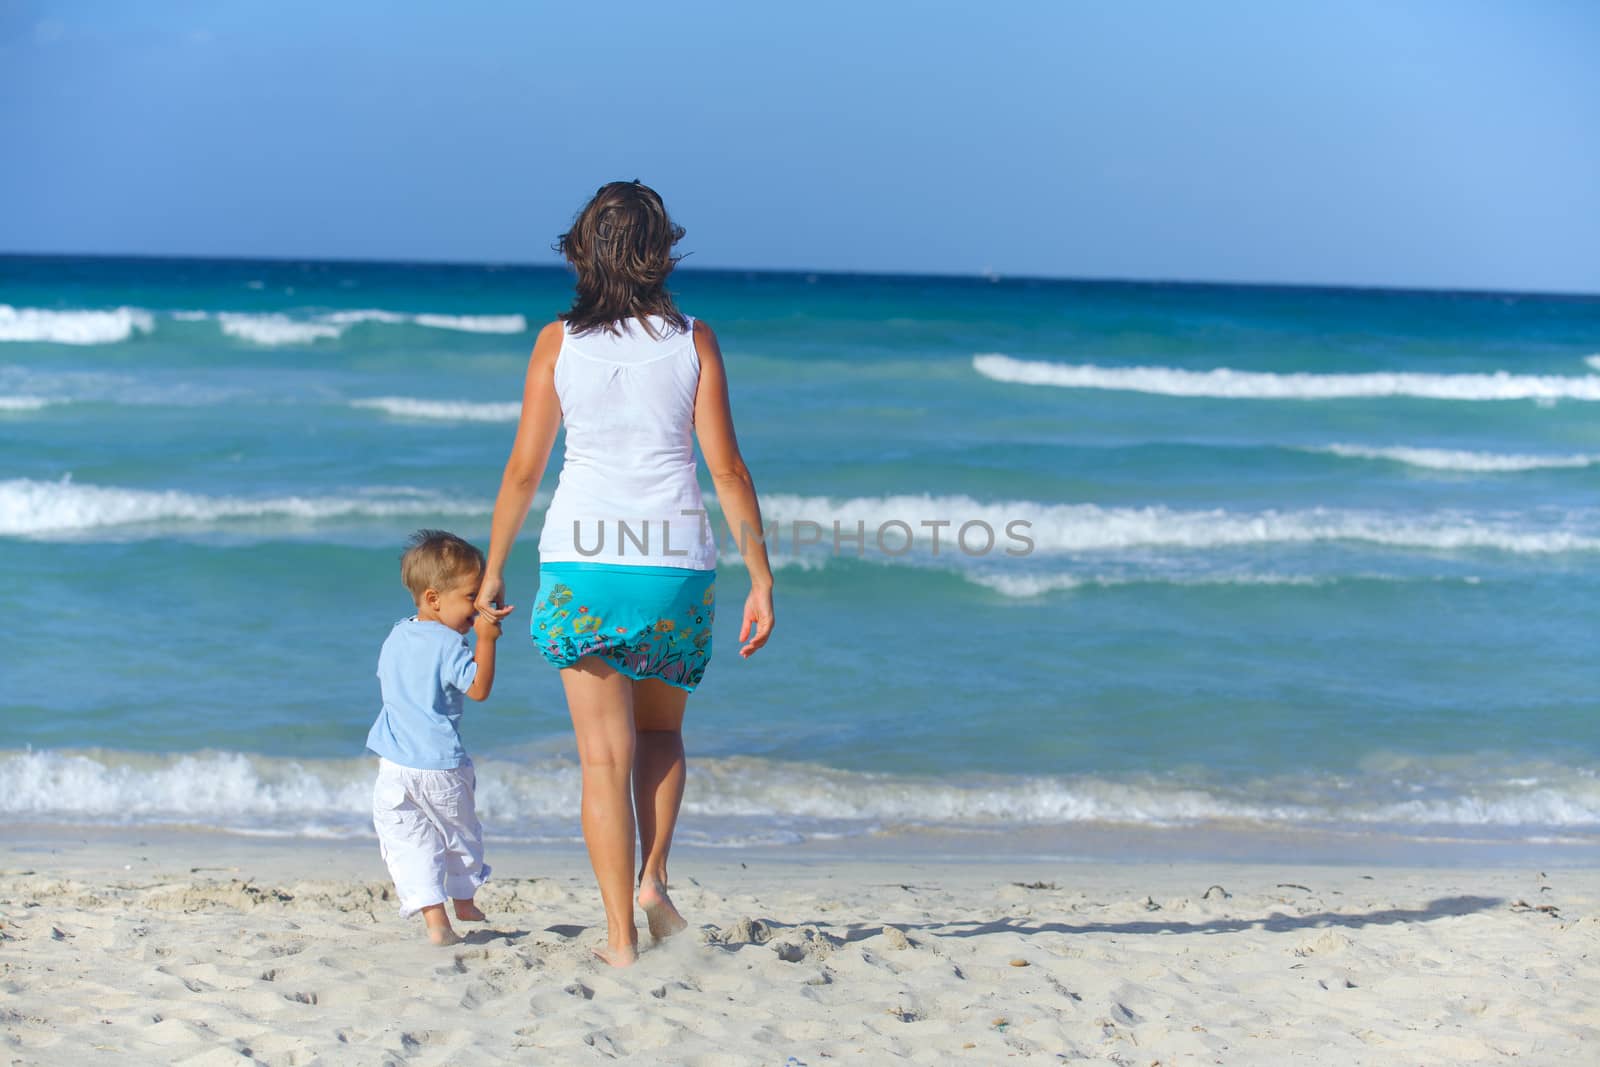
[632,677,689,939]
[560,658,639,966]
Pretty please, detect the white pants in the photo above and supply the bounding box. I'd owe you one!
[372,757,491,917]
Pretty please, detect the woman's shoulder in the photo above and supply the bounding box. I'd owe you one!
[527,320,566,367]
[690,318,722,360]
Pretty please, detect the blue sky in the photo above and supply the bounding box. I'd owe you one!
[2,1,1597,292]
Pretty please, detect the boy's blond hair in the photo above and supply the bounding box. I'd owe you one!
[400,529,484,601]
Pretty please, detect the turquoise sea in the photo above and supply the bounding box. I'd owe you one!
[2,255,1597,859]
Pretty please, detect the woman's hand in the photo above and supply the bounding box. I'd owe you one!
[475,573,515,626]
[738,584,774,659]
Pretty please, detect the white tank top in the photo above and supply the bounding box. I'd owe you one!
[537,315,717,570]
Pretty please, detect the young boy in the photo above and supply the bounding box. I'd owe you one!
[368,529,501,946]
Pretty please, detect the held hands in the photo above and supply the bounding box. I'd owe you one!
[738,585,775,659]
[473,573,515,639]
[473,611,503,641]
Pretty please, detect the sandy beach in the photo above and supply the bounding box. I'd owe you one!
[3,829,1595,1065]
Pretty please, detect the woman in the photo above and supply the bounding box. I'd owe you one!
[476,180,775,967]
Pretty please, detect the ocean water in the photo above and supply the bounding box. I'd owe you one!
[2,255,1598,856]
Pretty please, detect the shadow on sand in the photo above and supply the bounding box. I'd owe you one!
[930,894,1504,939]
[714,895,1505,947]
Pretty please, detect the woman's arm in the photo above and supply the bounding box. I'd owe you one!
[692,320,775,658]
[477,321,563,622]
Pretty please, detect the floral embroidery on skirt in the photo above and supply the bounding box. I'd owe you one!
[530,563,716,691]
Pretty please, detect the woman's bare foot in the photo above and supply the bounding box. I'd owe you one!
[591,942,638,968]
[637,877,688,941]
[453,898,486,922]
[422,903,461,946]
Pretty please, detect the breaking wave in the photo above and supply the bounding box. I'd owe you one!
[973,353,1600,401]
[0,305,527,346]
[0,477,491,538]
[351,397,522,422]
[0,395,57,412]
[218,313,344,345]
[756,493,1600,556]
[963,571,1328,598]
[0,305,154,345]
[216,309,528,344]
[9,480,1596,559]
[1313,444,1600,472]
[3,749,1595,842]
[411,313,527,333]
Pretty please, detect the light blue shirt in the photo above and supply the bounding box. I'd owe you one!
[366,618,477,770]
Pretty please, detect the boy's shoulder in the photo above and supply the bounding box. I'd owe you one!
[381,618,466,657]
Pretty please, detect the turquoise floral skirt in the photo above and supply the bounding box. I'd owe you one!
[530,562,716,692]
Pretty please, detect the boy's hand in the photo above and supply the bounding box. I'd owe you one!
[474,611,503,641]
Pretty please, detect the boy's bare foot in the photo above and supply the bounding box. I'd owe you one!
[637,878,688,941]
[591,943,638,968]
[453,898,486,922]
[421,903,460,946]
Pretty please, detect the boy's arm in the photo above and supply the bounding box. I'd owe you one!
[465,615,500,701]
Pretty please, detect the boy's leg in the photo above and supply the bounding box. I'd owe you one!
[418,904,460,945]
[433,760,491,922]
[372,760,455,943]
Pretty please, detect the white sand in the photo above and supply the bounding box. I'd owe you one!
[2,830,1596,1065]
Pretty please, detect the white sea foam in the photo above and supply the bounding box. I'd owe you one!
[0,395,56,412]
[214,308,526,342]
[0,305,155,345]
[411,312,527,334]
[1360,791,1600,828]
[0,751,377,823]
[320,309,411,326]
[217,313,345,345]
[352,396,522,422]
[963,572,1084,596]
[755,492,1600,556]
[1314,443,1600,472]
[747,553,1407,597]
[2,750,1595,838]
[1587,355,1600,372]
[0,477,490,538]
[972,353,1600,401]
[965,571,1324,598]
[0,306,526,347]
[323,309,526,332]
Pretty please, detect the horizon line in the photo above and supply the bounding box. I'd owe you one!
[2,248,1596,302]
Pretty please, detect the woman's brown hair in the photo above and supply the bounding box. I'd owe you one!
[557,180,689,337]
